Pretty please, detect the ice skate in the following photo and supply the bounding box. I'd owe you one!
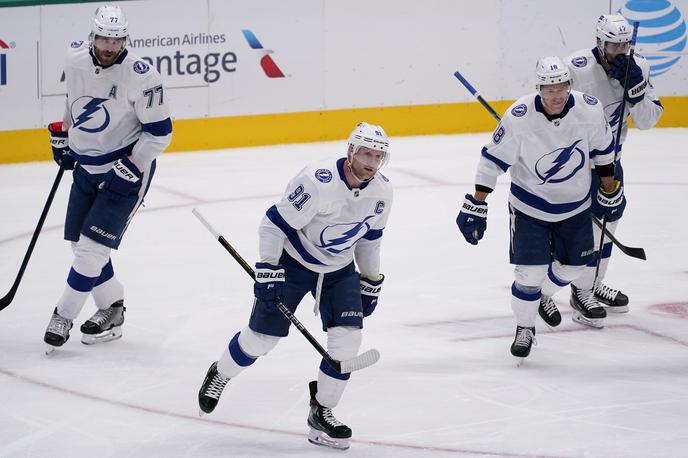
[198,361,230,416]
[594,281,629,313]
[44,307,73,353]
[307,381,351,450]
[538,295,561,327]
[80,300,125,345]
[570,285,606,328]
[510,326,536,365]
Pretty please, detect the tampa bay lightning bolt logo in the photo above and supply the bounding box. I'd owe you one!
[583,94,598,105]
[317,215,375,254]
[535,139,586,185]
[605,102,623,130]
[511,104,527,117]
[70,40,84,48]
[71,96,110,133]
[315,169,332,183]
[571,56,588,67]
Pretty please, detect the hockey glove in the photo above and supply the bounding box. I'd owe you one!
[360,274,384,317]
[48,121,74,170]
[254,263,285,304]
[456,194,487,245]
[593,180,626,222]
[100,157,143,201]
[608,55,646,104]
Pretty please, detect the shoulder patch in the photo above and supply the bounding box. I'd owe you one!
[583,94,598,105]
[70,40,84,48]
[314,168,332,183]
[571,56,587,68]
[511,104,527,117]
[133,60,150,74]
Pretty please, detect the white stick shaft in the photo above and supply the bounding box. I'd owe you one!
[192,208,220,240]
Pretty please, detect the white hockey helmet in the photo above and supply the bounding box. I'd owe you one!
[596,14,632,45]
[535,56,571,90]
[91,5,129,39]
[348,122,390,164]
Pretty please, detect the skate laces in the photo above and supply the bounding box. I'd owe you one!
[514,327,536,348]
[89,307,123,326]
[576,289,600,311]
[541,297,558,316]
[205,373,229,400]
[320,407,344,427]
[595,282,619,301]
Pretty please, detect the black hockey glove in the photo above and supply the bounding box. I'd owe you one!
[254,263,285,304]
[360,274,384,317]
[608,55,646,104]
[48,121,75,170]
[100,157,143,201]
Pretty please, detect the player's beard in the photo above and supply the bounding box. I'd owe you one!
[93,46,122,67]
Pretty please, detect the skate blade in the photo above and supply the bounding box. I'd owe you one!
[45,345,58,355]
[571,313,604,329]
[515,356,526,367]
[605,305,629,314]
[308,428,350,450]
[81,326,122,345]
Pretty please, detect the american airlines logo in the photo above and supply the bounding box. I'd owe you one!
[241,29,286,78]
[0,38,15,86]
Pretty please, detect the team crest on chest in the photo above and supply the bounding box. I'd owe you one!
[318,215,375,254]
[70,96,110,133]
[535,139,586,185]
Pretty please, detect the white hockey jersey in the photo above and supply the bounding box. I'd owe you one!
[567,48,663,158]
[61,41,172,175]
[475,91,615,223]
[259,158,393,275]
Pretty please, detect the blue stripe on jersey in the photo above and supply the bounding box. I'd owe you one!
[511,282,540,301]
[67,267,98,293]
[511,183,589,215]
[363,228,383,240]
[481,147,510,172]
[228,332,257,367]
[653,99,663,109]
[319,358,350,380]
[590,139,614,157]
[265,205,324,265]
[547,265,569,287]
[70,141,136,166]
[141,118,173,137]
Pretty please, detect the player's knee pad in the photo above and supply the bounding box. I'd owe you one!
[513,265,547,291]
[238,326,280,358]
[326,326,362,361]
[550,261,584,284]
[72,236,111,277]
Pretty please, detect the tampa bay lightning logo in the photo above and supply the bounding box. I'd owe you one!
[317,215,375,254]
[605,102,623,130]
[315,169,332,183]
[70,96,110,133]
[535,139,586,185]
[70,40,84,48]
[511,104,527,117]
[583,94,598,105]
[133,60,150,74]
[571,56,587,68]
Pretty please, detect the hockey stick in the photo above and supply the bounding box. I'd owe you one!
[595,21,641,283]
[453,67,646,260]
[0,167,64,311]
[191,208,380,373]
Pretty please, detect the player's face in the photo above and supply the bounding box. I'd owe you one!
[539,82,571,115]
[604,41,630,61]
[92,36,126,66]
[350,147,385,181]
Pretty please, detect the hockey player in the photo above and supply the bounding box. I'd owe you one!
[456,57,624,360]
[565,14,663,316]
[44,5,172,350]
[197,122,393,450]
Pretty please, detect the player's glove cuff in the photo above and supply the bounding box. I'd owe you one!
[100,157,143,200]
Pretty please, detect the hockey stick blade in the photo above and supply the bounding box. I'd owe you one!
[591,217,646,260]
[339,349,380,373]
